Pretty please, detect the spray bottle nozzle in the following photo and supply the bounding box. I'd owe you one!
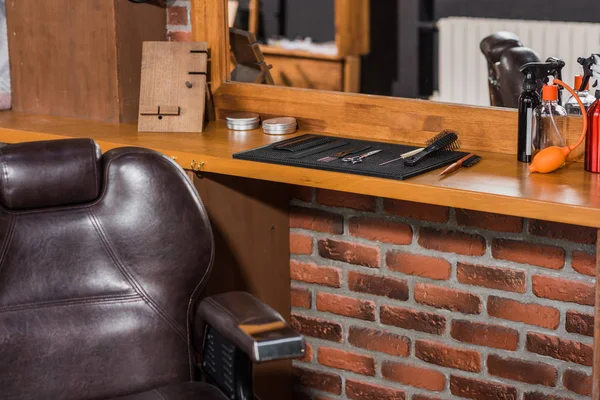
[577,54,600,91]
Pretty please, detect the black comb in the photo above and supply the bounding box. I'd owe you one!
[462,155,482,167]
[404,131,459,167]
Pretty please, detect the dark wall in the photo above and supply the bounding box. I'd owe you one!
[259,0,334,42]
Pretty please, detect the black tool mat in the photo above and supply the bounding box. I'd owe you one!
[233,134,469,181]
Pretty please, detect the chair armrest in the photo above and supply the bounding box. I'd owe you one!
[195,292,305,363]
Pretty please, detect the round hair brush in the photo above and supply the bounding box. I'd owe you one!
[404,130,461,166]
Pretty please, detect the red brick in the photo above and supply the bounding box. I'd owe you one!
[167,5,189,25]
[487,296,560,329]
[318,239,380,268]
[316,189,376,211]
[290,314,343,342]
[348,326,410,357]
[382,361,445,392]
[290,260,342,288]
[167,30,192,41]
[298,342,313,362]
[563,369,592,396]
[565,310,594,337]
[415,339,481,372]
[523,393,574,400]
[318,347,376,376]
[381,305,446,335]
[290,207,343,234]
[292,366,342,395]
[348,270,409,301]
[346,379,406,400]
[450,375,517,400]
[572,251,595,276]
[414,283,481,314]
[317,292,376,321]
[532,275,594,306]
[384,199,449,222]
[529,220,597,244]
[386,251,451,280]
[451,320,518,350]
[290,233,313,255]
[487,354,557,386]
[291,186,313,202]
[418,228,486,256]
[456,209,523,232]
[291,286,312,309]
[457,262,526,293]
[526,332,592,366]
[349,217,412,245]
[492,239,565,269]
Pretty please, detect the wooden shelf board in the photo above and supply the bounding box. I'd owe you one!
[259,44,343,61]
[2,112,600,227]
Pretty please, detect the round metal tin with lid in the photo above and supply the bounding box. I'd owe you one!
[226,112,261,131]
[262,117,297,135]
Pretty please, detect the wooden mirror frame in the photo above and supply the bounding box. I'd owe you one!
[191,0,583,155]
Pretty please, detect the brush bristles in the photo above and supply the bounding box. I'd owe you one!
[427,130,461,151]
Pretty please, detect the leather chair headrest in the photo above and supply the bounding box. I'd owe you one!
[497,46,542,108]
[0,139,102,210]
[480,32,523,65]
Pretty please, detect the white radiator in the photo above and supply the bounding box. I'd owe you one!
[434,17,600,106]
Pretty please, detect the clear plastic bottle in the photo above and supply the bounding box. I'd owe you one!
[533,84,568,154]
[565,75,596,115]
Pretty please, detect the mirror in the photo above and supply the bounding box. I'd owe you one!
[228,0,600,109]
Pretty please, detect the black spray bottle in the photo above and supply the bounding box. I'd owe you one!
[517,60,565,162]
[517,69,541,163]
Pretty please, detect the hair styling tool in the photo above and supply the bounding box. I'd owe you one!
[577,54,600,92]
[529,78,588,173]
[343,149,382,164]
[274,135,332,152]
[290,140,348,159]
[318,145,372,162]
[403,131,459,167]
[462,155,482,168]
[438,153,476,177]
[380,130,461,166]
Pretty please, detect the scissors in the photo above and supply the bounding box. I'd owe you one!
[343,149,382,164]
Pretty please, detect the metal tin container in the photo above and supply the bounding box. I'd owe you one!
[226,112,261,131]
[262,117,297,135]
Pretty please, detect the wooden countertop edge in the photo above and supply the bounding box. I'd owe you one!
[3,128,599,228]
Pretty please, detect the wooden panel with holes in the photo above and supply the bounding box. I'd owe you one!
[138,42,208,133]
[265,55,344,91]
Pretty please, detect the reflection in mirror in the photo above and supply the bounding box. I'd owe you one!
[228,1,600,109]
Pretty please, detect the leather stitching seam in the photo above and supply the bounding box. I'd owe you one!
[87,209,187,341]
[0,147,10,209]
[0,293,142,314]
[0,214,16,278]
[153,388,168,400]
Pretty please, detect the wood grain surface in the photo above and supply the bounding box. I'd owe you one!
[1,112,600,228]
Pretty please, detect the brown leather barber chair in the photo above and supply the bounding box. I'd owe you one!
[480,32,541,108]
[0,139,304,400]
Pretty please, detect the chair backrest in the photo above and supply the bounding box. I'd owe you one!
[0,139,214,400]
[480,32,541,108]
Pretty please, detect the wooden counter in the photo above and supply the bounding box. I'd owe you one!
[2,111,600,228]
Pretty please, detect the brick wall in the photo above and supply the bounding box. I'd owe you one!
[290,187,597,400]
[166,0,192,41]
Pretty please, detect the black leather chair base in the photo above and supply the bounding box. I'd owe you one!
[114,382,228,400]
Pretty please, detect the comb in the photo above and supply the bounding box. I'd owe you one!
[380,130,461,166]
[462,155,482,167]
[404,130,460,167]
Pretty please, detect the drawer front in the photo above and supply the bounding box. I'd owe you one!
[265,55,343,91]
